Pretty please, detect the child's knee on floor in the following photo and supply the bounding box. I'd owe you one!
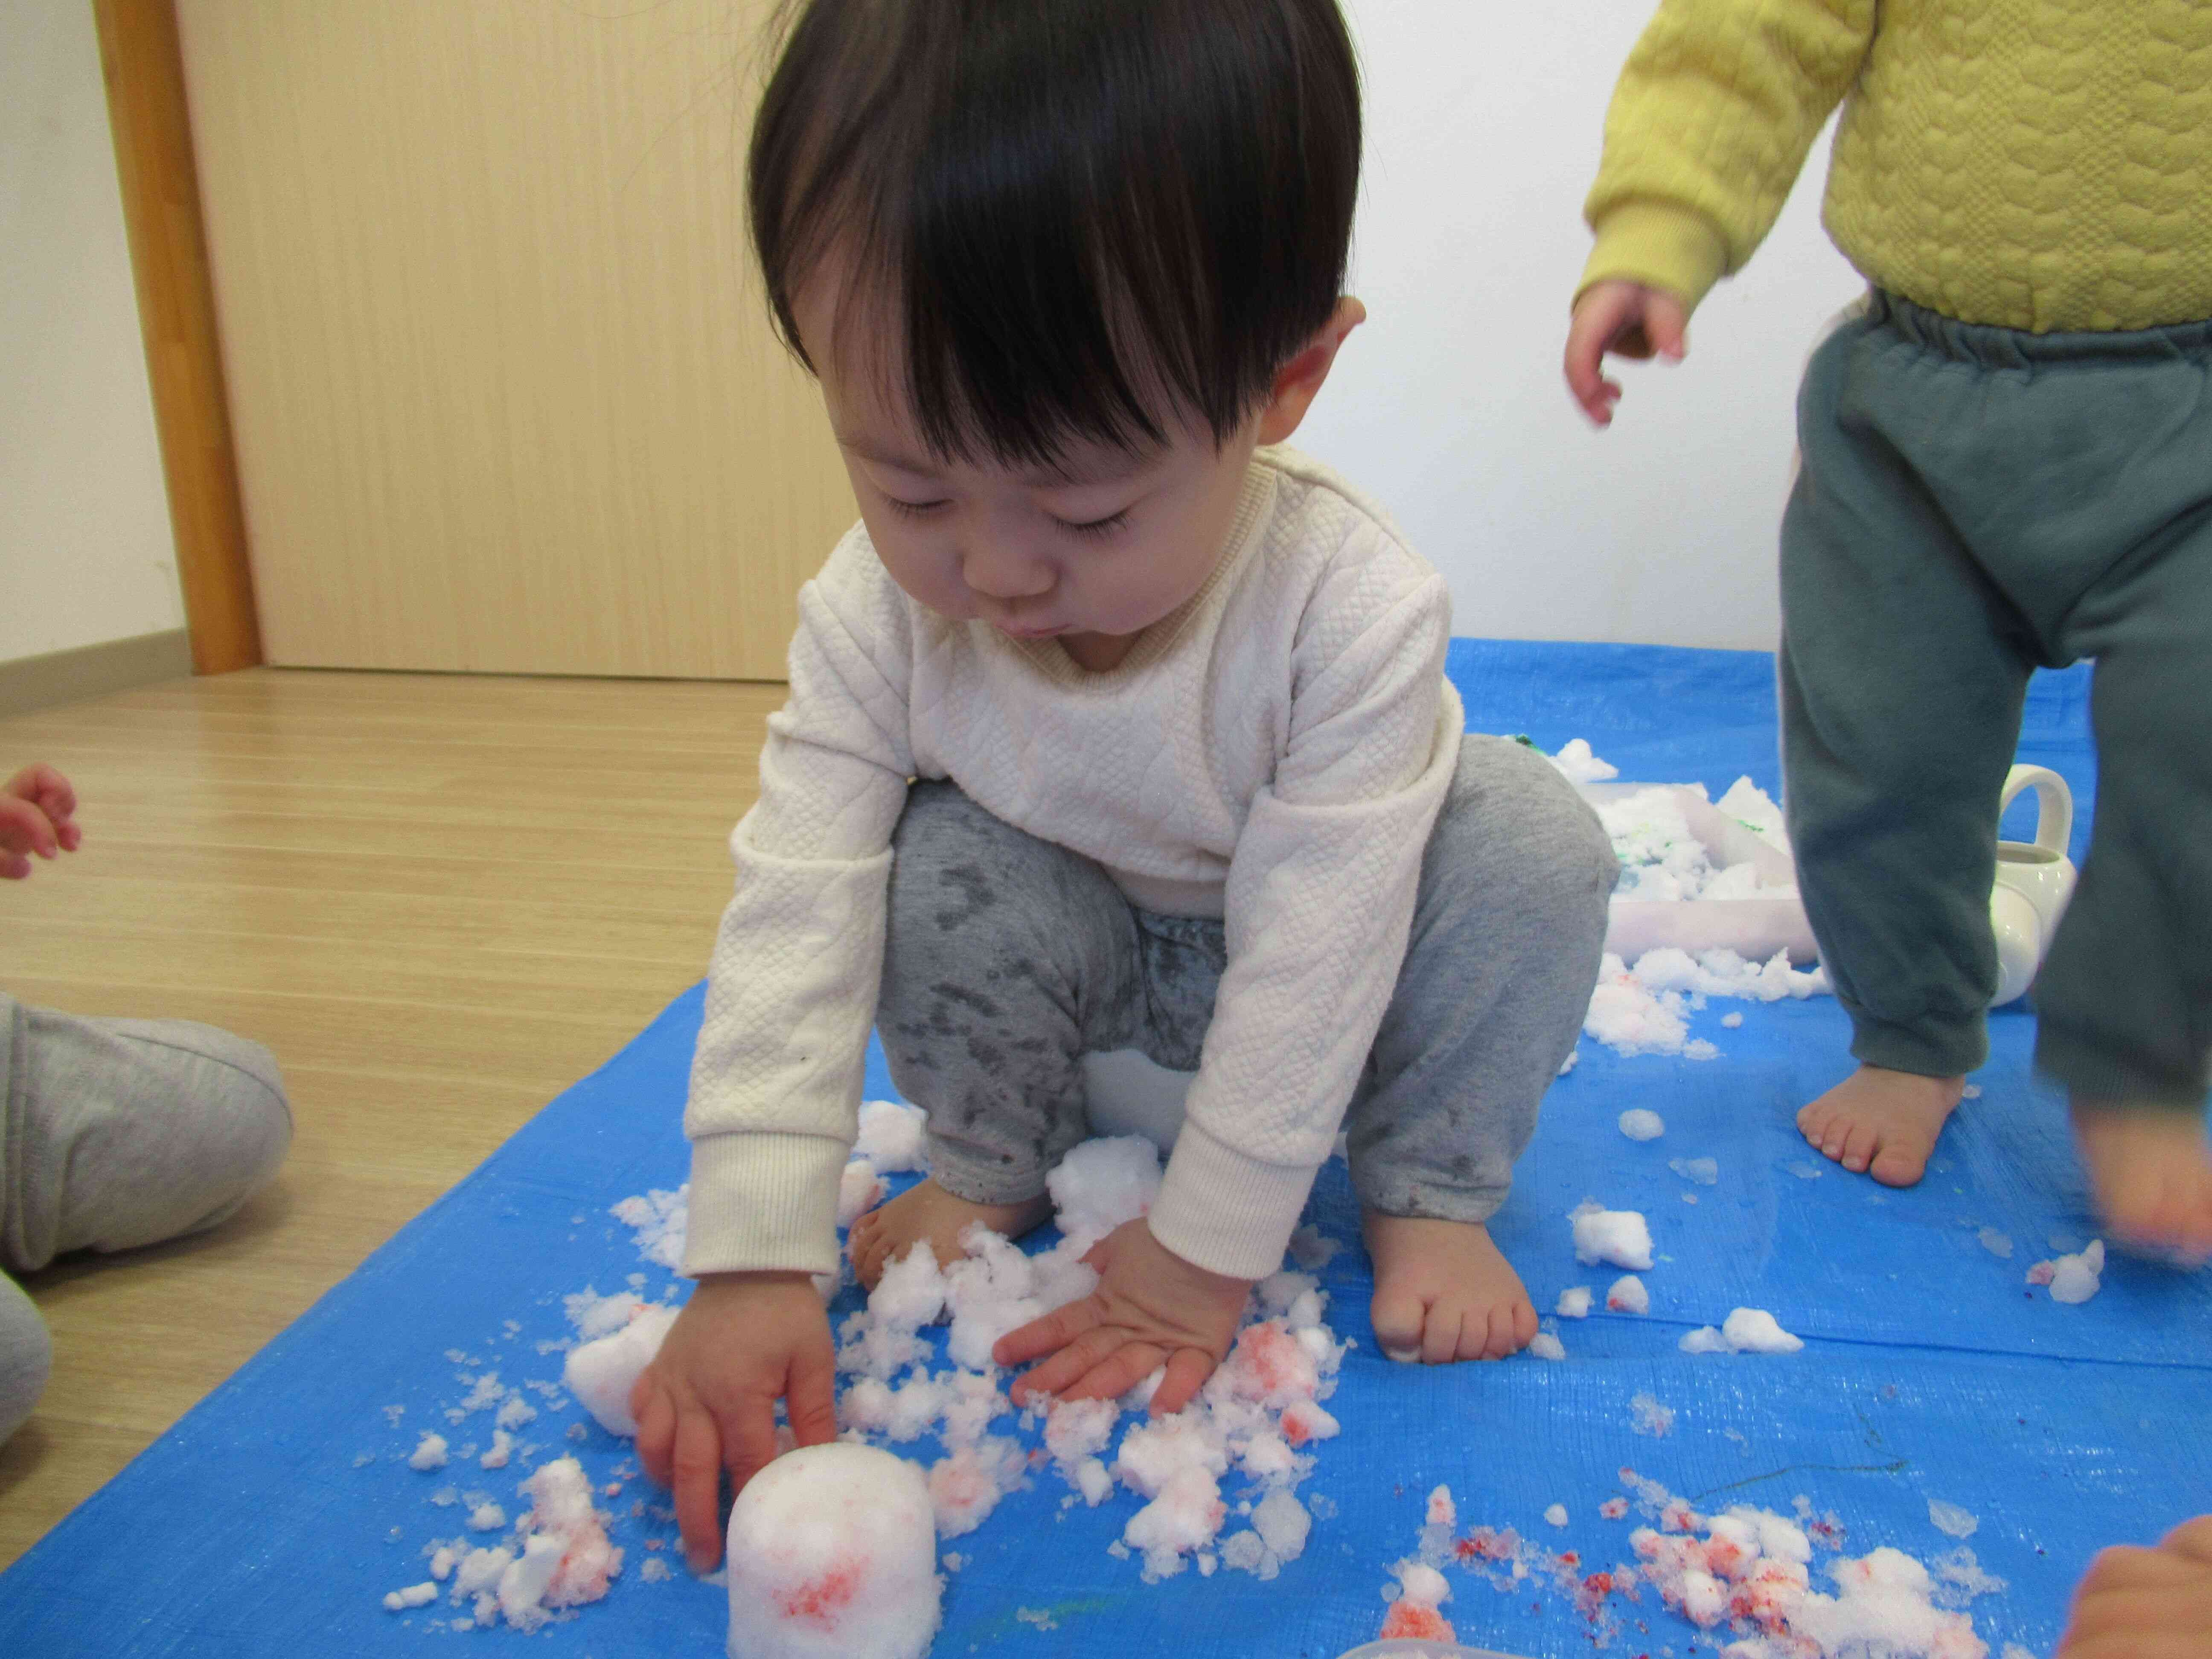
[0,1272,52,1444]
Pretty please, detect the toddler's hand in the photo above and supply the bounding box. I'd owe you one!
[995,1219,1251,1417]
[1564,279,1688,426]
[629,1272,838,1573]
[2058,1515,2212,1657]
[1,764,82,879]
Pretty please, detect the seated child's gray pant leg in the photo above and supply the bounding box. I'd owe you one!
[1343,736,1616,1225]
[0,992,293,1276]
[877,739,1615,1225]
[0,1269,52,1444]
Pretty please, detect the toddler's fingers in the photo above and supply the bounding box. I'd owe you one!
[0,796,58,861]
[632,1379,676,1487]
[0,850,30,881]
[1148,1348,1215,1416]
[995,1295,1101,1371]
[1059,1339,1171,1409]
[1007,1324,1125,1404]
[786,1342,839,1448]
[671,1406,728,1572]
[2162,1515,2212,1564]
[1642,291,1689,362]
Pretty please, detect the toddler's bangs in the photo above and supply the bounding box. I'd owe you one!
[749,0,1359,470]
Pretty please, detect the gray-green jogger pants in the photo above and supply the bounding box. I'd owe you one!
[1781,291,2212,1111]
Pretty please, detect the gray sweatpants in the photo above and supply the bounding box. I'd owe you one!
[0,995,294,1443]
[876,734,1617,1228]
[1782,291,2212,1109]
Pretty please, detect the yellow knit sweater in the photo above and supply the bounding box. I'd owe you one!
[1581,0,2212,333]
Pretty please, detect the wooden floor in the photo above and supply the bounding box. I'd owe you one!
[0,667,781,1570]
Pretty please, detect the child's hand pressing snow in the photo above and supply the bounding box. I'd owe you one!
[629,1272,838,1573]
[2058,1514,2212,1658]
[1,764,81,879]
[994,1219,1250,1416]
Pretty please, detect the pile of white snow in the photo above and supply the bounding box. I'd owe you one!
[1679,1308,1805,1355]
[384,1457,622,1632]
[2026,1238,2104,1304]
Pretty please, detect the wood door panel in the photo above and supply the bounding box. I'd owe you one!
[175,0,851,678]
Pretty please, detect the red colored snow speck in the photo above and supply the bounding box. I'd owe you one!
[1379,1602,1456,1642]
[776,1560,861,1630]
[1600,1497,1630,1520]
[1559,1551,1581,1568]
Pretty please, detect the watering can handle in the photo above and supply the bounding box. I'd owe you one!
[1999,765,2072,856]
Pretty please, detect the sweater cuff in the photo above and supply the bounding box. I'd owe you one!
[1577,201,1729,314]
[1147,1119,1319,1283]
[681,1130,848,1280]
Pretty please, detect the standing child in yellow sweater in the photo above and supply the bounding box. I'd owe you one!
[1564,1,2212,1258]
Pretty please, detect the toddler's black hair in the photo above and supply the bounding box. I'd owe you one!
[748,0,1361,469]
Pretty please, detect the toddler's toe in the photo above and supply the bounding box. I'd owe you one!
[1369,1284,1429,1365]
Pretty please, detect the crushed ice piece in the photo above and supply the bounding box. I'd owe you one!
[1679,1309,1804,1355]
[563,1303,680,1437]
[1123,1465,1228,1581]
[1557,1047,1580,1076]
[1785,1160,1825,1180]
[468,1503,506,1531]
[383,1582,438,1611]
[407,1433,450,1472]
[855,1098,931,1173]
[1618,1109,1666,1141]
[838,1160,887,1227]
[1976,1228,2014,1260]
[1570,1200,1654,1270]
[1630,1392,1675,1437]
[1426,1486,1456,1528]
[1527,1332,1566,1361]
[1606,1276,1650,1315]
[2028,1238,2104,1303]
[1549,738,1618,784]
[1963,1083,1982,1099]
[1544,1503,1569,1528]
[725,1444,938,1659]
[608,1187,687,1270]
[1927,1500,1979,1540]
[1935,1545,2008,1599]
[1013,1606,1059,1631]
[1668,1156,1719,1187]
[1555,1286,1593,1319]
[929,1438,1029,1538]
[1722,1011,1744,1028]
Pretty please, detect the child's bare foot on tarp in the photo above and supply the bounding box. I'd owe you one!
[848,1178,1052,1289]
[2072,1104,2212,1264]
[1363,1212,1538,1362]
[1796,1064,1965,1186]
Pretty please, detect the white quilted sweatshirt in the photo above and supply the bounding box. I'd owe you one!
[682,446,1463,1283]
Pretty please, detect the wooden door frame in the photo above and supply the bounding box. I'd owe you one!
[93,0,261,675]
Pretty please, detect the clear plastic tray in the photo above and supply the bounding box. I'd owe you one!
[1335,1642,1531,1659]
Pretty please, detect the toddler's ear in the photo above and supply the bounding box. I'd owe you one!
[1256,297,1366,445]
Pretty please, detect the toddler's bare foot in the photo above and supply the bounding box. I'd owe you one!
[2072,1103,2212,1264]
[1362,1211,1537,1363]
[847,1178,1052,1289]
[1796,1064,1965,1187]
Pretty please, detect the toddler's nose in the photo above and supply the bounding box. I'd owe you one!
[961,544,1054,601]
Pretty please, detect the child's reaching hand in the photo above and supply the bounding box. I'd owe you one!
[1563,279,1689,426]
[629,1272,839,1573]
[2,764,82,879]
[995,1220,1252,1417]
[2058,1515,2212,1658]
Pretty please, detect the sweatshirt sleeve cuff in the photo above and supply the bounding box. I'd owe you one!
[1146,1119,1319,1282]
[1577,201,1730,314]
[681,1130,849,1279]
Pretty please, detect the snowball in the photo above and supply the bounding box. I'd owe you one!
[837,1161,887,1228]
[1570,1201,1654,1270]
[1618,1109,1666,1141]
[1927,1500,1979,1539]
[1544,1504,1569,1528]
[563,1302,680,1437]
[1046,1135,1162,1250]
[1606,1276,1650,1315]
[1668,1156,1719,1186]
[1555,1286,1593,1319]
[855,1099,930,1174]
[725,1444,939,1659]
[407,1432,449,1471]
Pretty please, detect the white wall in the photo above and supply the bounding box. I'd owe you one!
[1,0,184,665]
[1300,1,1865,652]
